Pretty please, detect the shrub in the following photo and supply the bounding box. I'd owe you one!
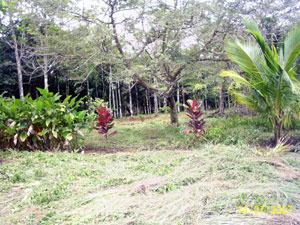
[0,88,91,151]
[93,105,118,142]
[184,99,206,145]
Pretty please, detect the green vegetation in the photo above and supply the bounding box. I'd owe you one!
[0,89,90,151]
[1,115,299,224]
[222,20,300,145]
[0,1,300,224]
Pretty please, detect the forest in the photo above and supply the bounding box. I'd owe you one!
[1,0,300,224]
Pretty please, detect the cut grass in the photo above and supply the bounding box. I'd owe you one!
[1,112,300,224]
[1,145,299,224]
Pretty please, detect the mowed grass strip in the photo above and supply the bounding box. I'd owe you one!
[1,144,299,225]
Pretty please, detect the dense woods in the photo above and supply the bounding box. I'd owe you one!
[1,0,299,125]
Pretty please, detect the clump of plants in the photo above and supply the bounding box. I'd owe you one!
[0,88,91,151]
[184,99,206,145]
[93,104,118,143]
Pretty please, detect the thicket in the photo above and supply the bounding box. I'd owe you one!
[0,89,91,151]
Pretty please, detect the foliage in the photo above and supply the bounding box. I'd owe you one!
[93,105,117,141]
[90,98,105,114]
[184,99,206,144]
[138,114,146,122]
[222,20,300,144]
[0,88,90,151]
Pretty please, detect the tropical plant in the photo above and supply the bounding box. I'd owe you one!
[221,20,300,145]
[0,88,90,151]
[93,105,118,142]
[184,99,206,145]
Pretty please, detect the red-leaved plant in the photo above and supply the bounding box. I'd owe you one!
[184,99,206,145]
[93,105,118,142]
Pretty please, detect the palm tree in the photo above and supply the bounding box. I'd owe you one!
[221,20,300,145]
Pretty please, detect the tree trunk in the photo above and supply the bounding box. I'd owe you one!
[42,34,49,91]
[145,90,150,114]
[118,81,122,118]
[109,65,112,109]
[129,84,134,118]
[11,31,24,101]
[273,117,282,146]
[182,84,186,105]
[154,92,159,116]
[163,97,167,113]
[177,83,180,112]
[168,94,179,126]
[112,84,116,118]
[87,79,90,113]
[135,85,140,114]
[219,80,225,114]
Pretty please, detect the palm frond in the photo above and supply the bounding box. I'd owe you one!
[284,25,300,71]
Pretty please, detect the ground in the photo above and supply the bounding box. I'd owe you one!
[0,112,300,224]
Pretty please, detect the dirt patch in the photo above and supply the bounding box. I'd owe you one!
[266,213,300,225]
[0,158,10,164]
[118,116,157,122]
[257,136,300,151]
[82,147,129,154]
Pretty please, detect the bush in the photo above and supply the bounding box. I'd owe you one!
[0,88,91,151]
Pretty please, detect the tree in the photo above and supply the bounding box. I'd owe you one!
[222,20,300,145]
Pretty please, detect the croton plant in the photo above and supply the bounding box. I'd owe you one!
[184,99,206,144]
[93,105,118,141]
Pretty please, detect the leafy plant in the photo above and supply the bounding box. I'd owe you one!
[93,105,118,142]
[138,114,146,122]
[221,20,300,145]
[184,99,206,145]
[0,88,90,151]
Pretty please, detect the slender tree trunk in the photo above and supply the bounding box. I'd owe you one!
[42,33,49,91]
[109,65,112,109]
[87,78,90,113]
[112,83,116,118]
[118,81,122,118]
[148,91,152,114]
[153,77,159,116]
[168,94,179,126]
[219,80,225,114]
[145,90,149,114]
[11,27,24,101]
[154,92,158,116]
[135,85,140,114]
[182,84,186,105]
[177,83,181,112]
[129,84,134,118]
[163,97,167,113]
[158,96,161,111]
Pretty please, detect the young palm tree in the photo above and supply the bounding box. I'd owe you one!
[221,20,300,145]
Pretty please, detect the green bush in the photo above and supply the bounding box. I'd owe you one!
[0,88,92,151]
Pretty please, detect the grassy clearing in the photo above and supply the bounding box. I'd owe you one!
[84,111,278,151]
[1,113,300,224]
[1,146,300,224]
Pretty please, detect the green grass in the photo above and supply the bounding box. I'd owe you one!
[0,112,300,224]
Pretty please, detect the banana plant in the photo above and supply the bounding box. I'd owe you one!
[221,20,300,145]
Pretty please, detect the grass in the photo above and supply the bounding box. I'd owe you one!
[1,112,300,224]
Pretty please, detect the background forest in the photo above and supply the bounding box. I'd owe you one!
[1,1,300,224]
[1,0,299,123]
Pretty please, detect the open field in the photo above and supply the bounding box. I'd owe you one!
[1,113,300,225]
